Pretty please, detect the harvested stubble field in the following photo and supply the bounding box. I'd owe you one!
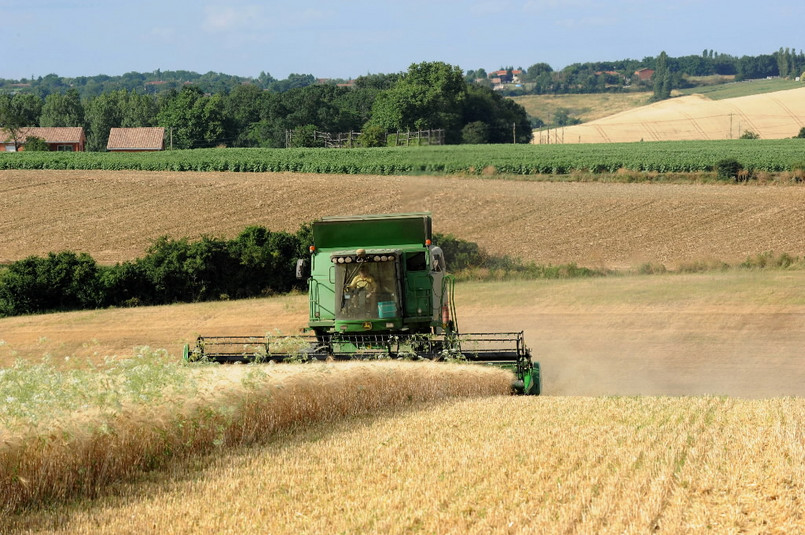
[2,169,805,268]
[5,396,804,534]
[2,168,805,532]
[2,272,804,397]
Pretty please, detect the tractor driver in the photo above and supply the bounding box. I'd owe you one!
[348,265,377,295]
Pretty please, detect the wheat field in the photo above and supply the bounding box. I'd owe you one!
[0,360,512,518]
[559,86,805,143]
[4,395,803,534]
[2,165,804,532]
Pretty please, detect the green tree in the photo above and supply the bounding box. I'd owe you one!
[121,91,158,127]
[367,61,467,143]
[461,84,532,143]
[223,83,265,146]
[85,90,124,150]
[0,95,29,150]
[461,121,489,144]
[39,88,84,127]
[157,86,226,148]
[523,63,553,83]
[652,51,672,101]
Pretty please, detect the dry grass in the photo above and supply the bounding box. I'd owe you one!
[0,360,512,516]
[5,396,803,534]
[560,86,805,142]
[511,92,653,124]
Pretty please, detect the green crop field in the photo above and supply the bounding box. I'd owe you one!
[2,139,805,176]
[678,78,802,100]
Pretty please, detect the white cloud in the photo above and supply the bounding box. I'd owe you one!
[201,4,265,32]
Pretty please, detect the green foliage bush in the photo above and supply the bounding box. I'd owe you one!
[22,136,49,151]
[432,233,486,271]
[715,158,743,180]
[0,226,311,318]
[0,252,102,315]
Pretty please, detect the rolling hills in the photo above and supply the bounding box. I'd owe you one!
[546,86,805,143]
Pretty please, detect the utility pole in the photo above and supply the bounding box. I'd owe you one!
[512,122,516,144]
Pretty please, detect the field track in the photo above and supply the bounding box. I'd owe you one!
[2,169,805,269]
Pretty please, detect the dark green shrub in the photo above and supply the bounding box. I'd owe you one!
[432,233,486,271]
[23,136,49,151]
[0,252,101,315]
[715,158,743,180]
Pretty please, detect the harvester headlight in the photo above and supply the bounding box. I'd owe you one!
[381,255,388,262]
[337,257,344,264]
[345,256,353,263]
[374,255,381,262]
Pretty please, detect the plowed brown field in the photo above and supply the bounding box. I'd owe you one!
[2,169,805,268]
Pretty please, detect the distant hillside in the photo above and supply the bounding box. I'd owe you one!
[511,92,652,126]
[539,86,805,143]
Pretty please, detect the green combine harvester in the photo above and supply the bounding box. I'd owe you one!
[185,213,540,395]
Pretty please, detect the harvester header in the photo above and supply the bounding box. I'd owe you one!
[186,212,540,395]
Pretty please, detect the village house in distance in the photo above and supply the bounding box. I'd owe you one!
[1,127,86,152]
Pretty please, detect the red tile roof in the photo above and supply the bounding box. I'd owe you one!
[2,127,85,144]
[106,127,165,151]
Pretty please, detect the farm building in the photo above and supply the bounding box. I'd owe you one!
[106,127,165,152]
[634,68,655,82]
[1,127,86,152]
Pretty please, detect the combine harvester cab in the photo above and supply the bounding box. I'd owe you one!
[185,213,540,395]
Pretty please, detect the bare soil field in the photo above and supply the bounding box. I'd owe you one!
[2,272,804,397]
[558,86,805,143]
[2,169,805,269]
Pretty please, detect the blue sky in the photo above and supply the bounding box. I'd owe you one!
[2,0,803,80]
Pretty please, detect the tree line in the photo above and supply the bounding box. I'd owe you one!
[3,48,801,101]
[469,48,805,97]
[0,62,533,150]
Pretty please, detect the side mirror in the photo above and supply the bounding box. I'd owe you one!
[296,258,310,280]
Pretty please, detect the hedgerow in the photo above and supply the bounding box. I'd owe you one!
[0,226,310,317]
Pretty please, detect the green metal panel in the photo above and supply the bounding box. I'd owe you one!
[404,271,432,318]
[313,213,432,250]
